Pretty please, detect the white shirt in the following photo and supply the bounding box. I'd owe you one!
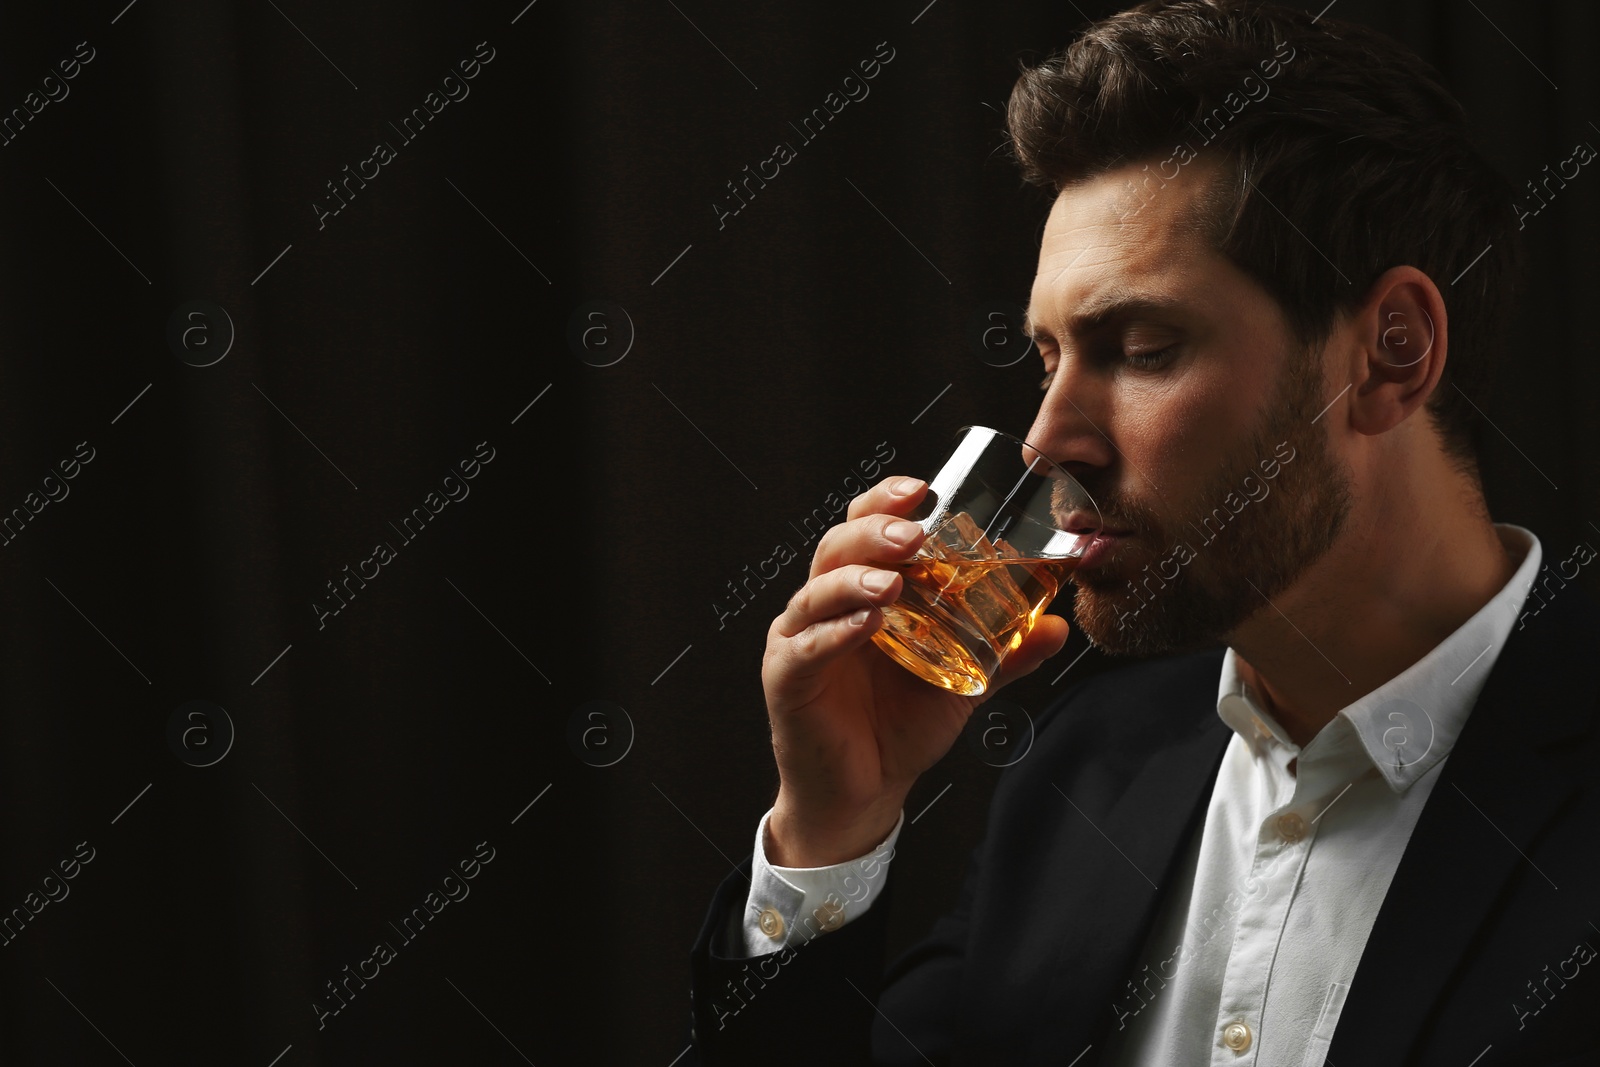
[737,524,1541,1065]
[738,805,904,954]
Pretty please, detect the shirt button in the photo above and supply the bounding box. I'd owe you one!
[757,907,785,940]
[1277,812,1307,843]
[814,898,846,932]
[1221,1019,1252,1051]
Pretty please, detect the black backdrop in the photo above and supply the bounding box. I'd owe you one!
[0,0,1593,1062]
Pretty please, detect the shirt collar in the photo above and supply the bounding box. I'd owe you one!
[1215,523,1543,794]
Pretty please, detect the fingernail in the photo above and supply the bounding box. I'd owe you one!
[862,569,896,594]
[890,477,924,496]
[886,520,923,545]
[848,608,873,626]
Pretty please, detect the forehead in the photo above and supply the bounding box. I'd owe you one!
[1026,157,1226,334]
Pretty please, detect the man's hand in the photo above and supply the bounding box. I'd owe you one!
[762,475,1070,867]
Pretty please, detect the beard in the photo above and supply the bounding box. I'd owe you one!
[1066,347,1353,657]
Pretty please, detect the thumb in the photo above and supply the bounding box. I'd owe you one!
[985,614,1071,693]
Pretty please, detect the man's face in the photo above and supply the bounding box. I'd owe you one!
[1025,156,1353,656]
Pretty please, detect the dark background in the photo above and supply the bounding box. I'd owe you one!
[0,0,1593,1062]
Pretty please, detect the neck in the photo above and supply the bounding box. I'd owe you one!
[1228,470,1519,750]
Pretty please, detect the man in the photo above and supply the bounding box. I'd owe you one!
[687,1,1600,1063]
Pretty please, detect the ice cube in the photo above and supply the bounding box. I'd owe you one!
[933,512,1034,639]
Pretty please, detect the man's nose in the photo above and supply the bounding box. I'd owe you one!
[1024,371,1115,481]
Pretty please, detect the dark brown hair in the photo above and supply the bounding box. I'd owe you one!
[1006,0,1523,473]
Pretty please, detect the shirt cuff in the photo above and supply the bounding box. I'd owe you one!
[737,806,904,958]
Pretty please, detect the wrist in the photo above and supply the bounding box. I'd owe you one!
[766,796,903,868]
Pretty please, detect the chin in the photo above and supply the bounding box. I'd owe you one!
[1068,561,1233,658]
[1069,583,1154,654]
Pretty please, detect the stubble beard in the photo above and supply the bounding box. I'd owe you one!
[1068,348,1354,657]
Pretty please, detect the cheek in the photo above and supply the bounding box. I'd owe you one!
[1110,358,1269,526]
[1117,372,1229,479]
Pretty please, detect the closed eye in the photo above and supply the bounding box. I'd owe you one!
[1039,346,1177,390]
[1125,346,1176,369]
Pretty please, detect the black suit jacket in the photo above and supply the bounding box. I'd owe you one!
[686,584,1600,1065]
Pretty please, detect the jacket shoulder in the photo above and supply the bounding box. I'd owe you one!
[1034,645,1227,745]
[996,645,1229,799]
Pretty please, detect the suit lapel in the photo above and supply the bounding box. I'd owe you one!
[1328,590,1599,1065]
[1017,660,1233,1062]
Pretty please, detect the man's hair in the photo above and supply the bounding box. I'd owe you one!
[1005,0,1524,475]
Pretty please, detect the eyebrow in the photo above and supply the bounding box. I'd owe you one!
[1022,291,1189,342]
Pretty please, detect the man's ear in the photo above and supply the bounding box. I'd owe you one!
[1346,265,1448,438]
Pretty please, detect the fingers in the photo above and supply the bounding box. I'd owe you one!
[845,476,927,523]
[985,615,1071,693]
[817,474,929,578]
[762,476,930,693]
[809,513,926,579]
[799,475,927,580]
[764,579,902,687]
[775,564,903,640]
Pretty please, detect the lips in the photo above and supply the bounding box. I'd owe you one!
[1077,530,1131,568]
[1054,510,1132,567]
